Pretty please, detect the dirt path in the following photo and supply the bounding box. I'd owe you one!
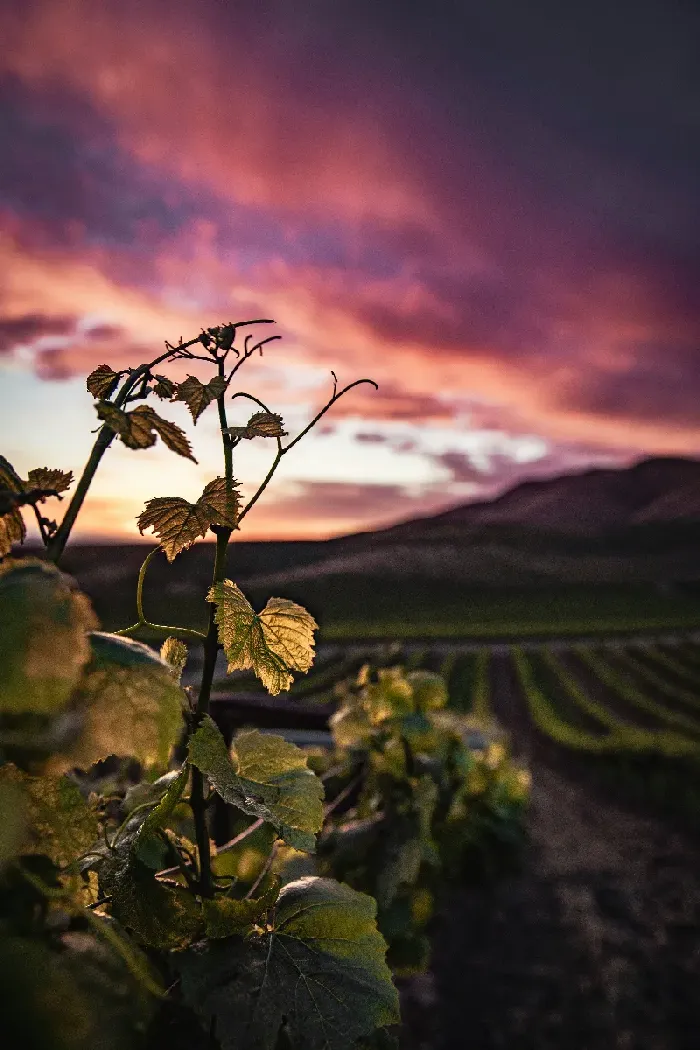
[400,654,700,1050]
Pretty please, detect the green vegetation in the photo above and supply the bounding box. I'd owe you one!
[309,663,530,975]
[0,321,404,1050]
[575,647,700,738]
[612,648,700,712]
[302,580,700,640]
[512,644,700,822]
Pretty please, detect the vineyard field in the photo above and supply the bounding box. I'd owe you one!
[195,633,700,828]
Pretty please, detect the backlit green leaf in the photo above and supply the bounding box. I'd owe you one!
[160,637,188,682]
[138,478,241,561]
[138,496,211,561]
[0,559,97,714]
[407,670,448,712]
[86,363,120,399]
[198,476,241,529]
[174,374,227,423]
[202,877,279,939]
[0,764,98,868]
[179,876,399,1050]
[208,580,317,694]
[64,632,184,771]
[188,717,324,851]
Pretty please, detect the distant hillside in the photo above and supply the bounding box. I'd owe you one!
[243,456,700,591]
[376,456,700,540]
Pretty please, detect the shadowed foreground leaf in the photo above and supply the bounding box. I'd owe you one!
[188,716,323,851]
[0,505,25,557]
[179,876,399,1050]
[0,929,158,1050]
[0,764,98,868]
[102,850,203,951]
[63,632,184,771]
[0,455,26,555]
[160,637,188,682]
[202,877,279,939]
[208,580,317,694]
[0,559,97,714]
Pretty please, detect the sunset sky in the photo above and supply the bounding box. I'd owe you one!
[1,0,698,540]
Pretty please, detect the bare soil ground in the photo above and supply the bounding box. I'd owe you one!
[400,653,700,1050]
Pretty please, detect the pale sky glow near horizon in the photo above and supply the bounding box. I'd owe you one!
[1,0,698,541]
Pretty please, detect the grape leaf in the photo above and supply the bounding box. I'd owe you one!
[0,455,26,556]
[96,402,196,461]
[0,930,158,1050]
[147,409,197,461]
[96,401,155,448]
[64,632,184,771]
[87,363,120,399]
[102,848,203,951]
[224,411,287,441]
[133,764,189,866]
[0,505,25,557]
[188,717,324,852]
[137,497,214,561]
[0,559,97,714]
[138,477,241,560]
[0,764,98,868]
[123,769,182,815]
[198,476,241,529]
[174,374,227,423]
[26,468,74,497]
[407,670,447,712]
[208,580,317,694]
[0,780,26,870]
[160,637,188,682]
[152,374,176,399]
[179,876,399,1050]
[202,877,279,939]
[0,454,24,494]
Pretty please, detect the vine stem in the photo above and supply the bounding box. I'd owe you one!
[114,547,206,641]
[46,424,116,563]
[190,365,234,898]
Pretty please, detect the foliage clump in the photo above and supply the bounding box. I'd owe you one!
[307,663,530,974]
[0,321,399,1050]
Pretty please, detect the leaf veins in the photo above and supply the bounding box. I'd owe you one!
[207,580,317,694]
[174,374,228,423]
[137,478,241,560]
[224,411,287,441]
[87,363,120,400]
[96,402,196,462]
[26,468,73,498]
